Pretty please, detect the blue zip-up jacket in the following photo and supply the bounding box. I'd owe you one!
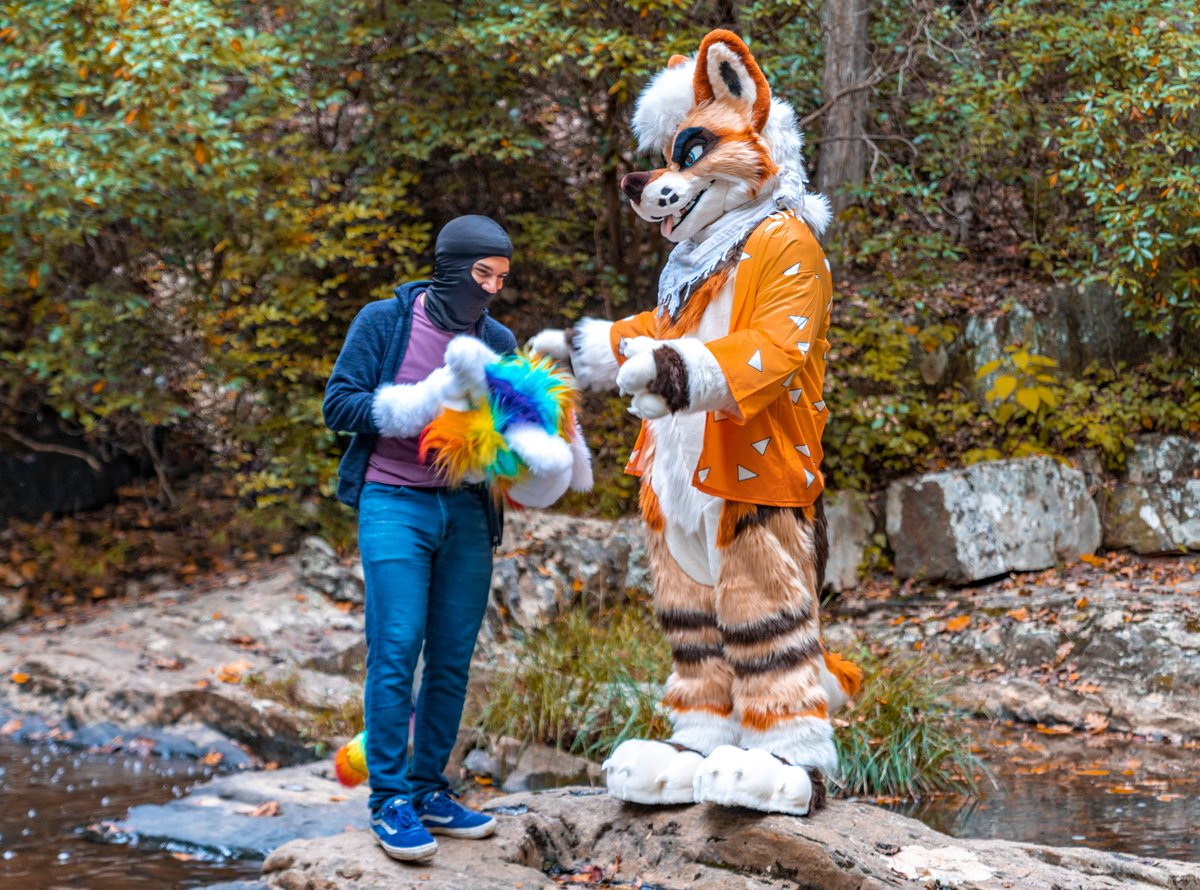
[323,281,518,528]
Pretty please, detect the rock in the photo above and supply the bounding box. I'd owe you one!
[296,537,364,605]
[94,762,369,860]
[0,589,25,629]
[260,787,1200,889]
[825,491,874,592]
[837,567,1200,740]
[1100,435,1200,554]
[486,511,647,635]
[0,569,365,764]
[886,456,1101,584]
[488,738,602,793]
[962,283,1156,392]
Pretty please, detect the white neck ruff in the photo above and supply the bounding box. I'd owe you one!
[656,169,807,318]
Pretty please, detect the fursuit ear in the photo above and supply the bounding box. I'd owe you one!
[693,30,771,134]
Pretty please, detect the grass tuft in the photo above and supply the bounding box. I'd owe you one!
[472,601,671,759]
[835,648,986,799]
[474,606,983,800]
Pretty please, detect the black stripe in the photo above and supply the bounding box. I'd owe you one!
[658,609,719,633]
[671,643,724,664]
[728,638,823,677]
[720,604,814,647]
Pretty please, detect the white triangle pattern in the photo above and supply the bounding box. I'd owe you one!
[781,371,795,388]
[783,262,802,276]
[740,252,752,262]
[789,315,809,331]
[751,437,771,455]
[796,444,810,457]
[737,464,758,481]
[629,449,639,463]
[747,350,763,372]
[804,468,816,487]
[789,388,803,404]
[798,342,810,355]
[697,468,710,483]
[813,400,826,412]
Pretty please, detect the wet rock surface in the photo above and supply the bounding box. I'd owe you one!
[833,559,1200,741]
[94,761,369,861]
[260,787,1200,889]
[0,568,364,765]
[885,456,1102,584]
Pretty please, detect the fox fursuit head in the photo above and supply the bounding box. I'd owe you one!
[529,29,858,818]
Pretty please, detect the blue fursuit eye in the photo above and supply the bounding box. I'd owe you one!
[683,144,704,167]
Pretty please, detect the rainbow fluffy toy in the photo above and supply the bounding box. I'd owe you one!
[419,339,592,508]
[334,731,369,787]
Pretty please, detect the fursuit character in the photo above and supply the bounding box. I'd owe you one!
[530,30,861,816]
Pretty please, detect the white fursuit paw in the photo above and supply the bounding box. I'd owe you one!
[527,328,571,361]
[616,338,670,420]
[444,335,500,399]
[602,739,703,806]
[692,746,825,817]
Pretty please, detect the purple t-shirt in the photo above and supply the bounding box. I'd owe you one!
[365,297,458,488]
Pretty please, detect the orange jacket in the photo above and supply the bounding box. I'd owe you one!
[610,210,832,507]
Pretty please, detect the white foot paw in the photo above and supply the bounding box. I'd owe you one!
[692,745,826,816]
[601,739,703,805]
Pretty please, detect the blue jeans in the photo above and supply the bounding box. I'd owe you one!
[358,481,493,813]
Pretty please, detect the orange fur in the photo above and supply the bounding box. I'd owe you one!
[639,479,666,533]
[716,499,758,549]
[823,649,864,698]
[740,703,828,733]
[693,30,773,133]
[662,266,731,337]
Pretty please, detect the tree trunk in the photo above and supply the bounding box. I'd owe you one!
[816,0,870,220]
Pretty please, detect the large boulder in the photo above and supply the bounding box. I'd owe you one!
[260,787,1200,890]
[886,456,1101,584]
[825,491,875,592]
[1100,435,1200,554]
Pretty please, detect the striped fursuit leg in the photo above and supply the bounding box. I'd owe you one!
[692,502,836,816]
[603,523,736,805]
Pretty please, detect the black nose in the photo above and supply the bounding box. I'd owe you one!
[621,171,651,203]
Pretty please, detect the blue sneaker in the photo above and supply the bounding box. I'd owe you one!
[370,797,438,861]
[414,790,497,838]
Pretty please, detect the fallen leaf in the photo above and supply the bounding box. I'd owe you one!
[1055,641,1074,663]
[1079,553,1104,567]
[1006,607,1030,622]
[201,750,224,766]
[1074,769,1110,776]
[10,672,29,685]
[1106,785,1137,795]
[248,800,282,817]
[1084,712,1109,734]
[945,615,971,632]
[1036,724,1074,735]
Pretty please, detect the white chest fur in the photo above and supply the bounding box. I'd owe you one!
[646,271,736,583]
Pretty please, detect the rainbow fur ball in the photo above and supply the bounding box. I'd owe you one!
[333,731,368,787]
[419,350,578,499]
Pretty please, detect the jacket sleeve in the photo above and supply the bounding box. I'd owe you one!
[609,310,662,363]
[323,306,386,434]
[703,225,830,422]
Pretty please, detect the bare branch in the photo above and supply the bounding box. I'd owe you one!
[0,426,103,472]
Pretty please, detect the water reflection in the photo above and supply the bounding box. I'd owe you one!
[0,739,262,889]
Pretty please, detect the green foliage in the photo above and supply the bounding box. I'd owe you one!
[836,648,985,798]
[471,601,672,760]
[843,0,1200,339]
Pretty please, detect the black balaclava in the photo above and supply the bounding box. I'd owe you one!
[423,215,513,332]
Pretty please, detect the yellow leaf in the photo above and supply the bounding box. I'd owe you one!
[75,100,85,118]
[91,380,106,394]
[1079,553,1103,566]
[214,239,228,253]
[993,375,1017,400]
[124,108,138,125]
[945,615,971,632]
[10,672,29,684]
[231,37,243,52]
[975,359,1002,379]
[1015,388,1040,413]
[1006,606,1030,622]
[27,269,39,288]
[194,143,209,165]
[1074,769,1110,776]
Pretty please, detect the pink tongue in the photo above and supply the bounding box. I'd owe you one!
[661,216,674,238]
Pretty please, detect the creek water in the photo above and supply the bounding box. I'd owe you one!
[0,738,262,889]
[877,723,1200,862]
[2,722,1197,886]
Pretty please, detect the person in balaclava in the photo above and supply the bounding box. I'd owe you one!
[322,215,517,863]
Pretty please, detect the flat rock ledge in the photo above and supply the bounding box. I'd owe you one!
[261,787,1200,890]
